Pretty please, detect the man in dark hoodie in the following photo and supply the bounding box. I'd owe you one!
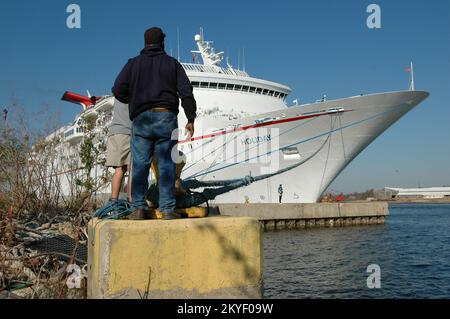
[112,27,196,220]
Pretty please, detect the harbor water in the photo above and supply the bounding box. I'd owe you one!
[263,203,450,298]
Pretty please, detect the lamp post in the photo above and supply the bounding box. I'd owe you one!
[2,108,7,134]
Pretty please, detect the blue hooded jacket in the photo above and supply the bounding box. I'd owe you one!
[112,46,197,122]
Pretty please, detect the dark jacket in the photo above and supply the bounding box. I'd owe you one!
[112,46,197,122]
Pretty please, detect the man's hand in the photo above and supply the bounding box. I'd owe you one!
[185,122,195,139]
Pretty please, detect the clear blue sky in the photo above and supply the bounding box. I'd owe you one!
[0,0,449,192]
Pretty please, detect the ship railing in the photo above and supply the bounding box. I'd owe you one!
[63,126,84,142]
[181,63,249,77]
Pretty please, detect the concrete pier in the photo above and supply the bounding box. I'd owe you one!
[212,202,388,231]
[87,216,262,299]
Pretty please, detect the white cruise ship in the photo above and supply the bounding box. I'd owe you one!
[46,32,429,204]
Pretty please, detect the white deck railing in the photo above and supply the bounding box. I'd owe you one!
[181,63,249,77]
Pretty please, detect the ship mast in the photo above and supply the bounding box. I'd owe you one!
[409,61,415,91]
[191,28,224,67]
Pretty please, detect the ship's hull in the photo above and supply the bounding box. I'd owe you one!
[178,91,429,203]
[53,90,428,204]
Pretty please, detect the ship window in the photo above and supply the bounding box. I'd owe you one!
[64,129,74,138]
[262,89,268,95]
[242,86,249,92]
[210,82,218,89]
[234,85,242,91]
[200,82,209,88]
[218,83,226,90]
[256,88,262,94]
[274,92,280,98]
[226,84,234,90]
[268,90,274,96]
[249,87,256,93]
[191,81,200,88]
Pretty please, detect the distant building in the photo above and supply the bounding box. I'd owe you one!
[384,187,450,199]
[374,188,398,200]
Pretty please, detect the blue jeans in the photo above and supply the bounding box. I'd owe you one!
[130,111,178,213]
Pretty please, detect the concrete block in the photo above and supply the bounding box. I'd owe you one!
[334,218,343,227]
[264,220,275,231]
[276,220,286,230]
[296,220,306,229]
[306,219,316,228]
[286,220,297,230]
[343,218,353,226]
[87,216,263,299]
[325,219,334,227]
[316,219,325,227]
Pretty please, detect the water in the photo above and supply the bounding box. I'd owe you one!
[263,203,450,298]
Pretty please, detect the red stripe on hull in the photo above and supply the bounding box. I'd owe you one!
[179,110,351,144]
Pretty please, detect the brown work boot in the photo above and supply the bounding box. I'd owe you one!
[127,208,149,220]
[160,211,184,220]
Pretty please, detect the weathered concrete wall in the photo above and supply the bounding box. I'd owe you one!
[213,202,389,231]
[87,216,262,299]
